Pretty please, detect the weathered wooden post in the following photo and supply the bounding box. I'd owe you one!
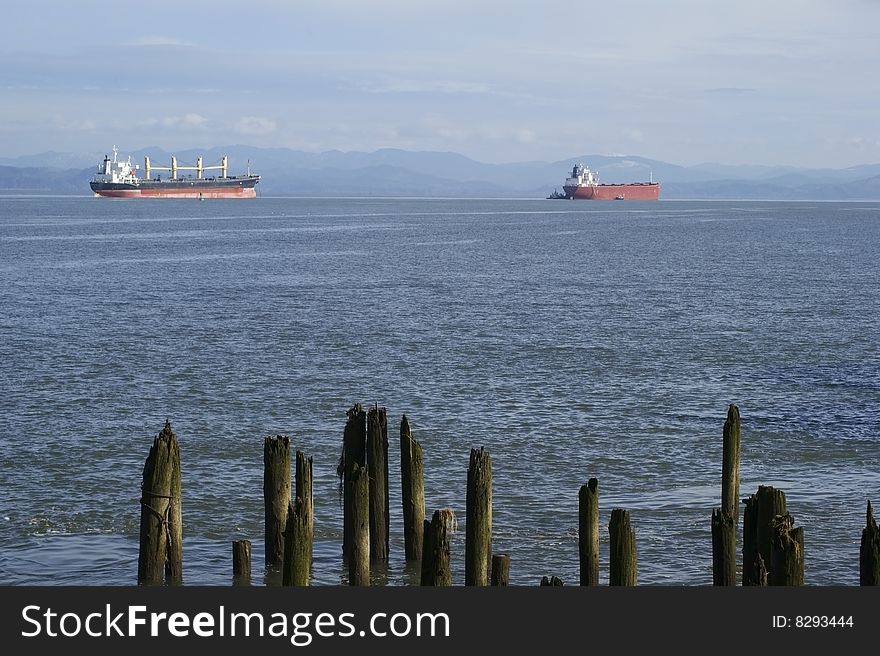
[282,450,313,586]
[341,404,367,559]
[756,485,787,574]
[742,485,786,585]
[721,404,741,522]
[769,513,804,585]
[465,447,492,586]
[608,508,637,586]
[713,405,740,586]
[232,540,251,584]
[421,509,453,586]
[167,424,182,584]
[711,508,736,586]
[348,461,370,585]
[138,420,183,585]
[367,404,389,561]
[263,435,291,568]
[860,501,880,585]
[400,414,425,561]
[491,554,510,586]
[579,478,599,586]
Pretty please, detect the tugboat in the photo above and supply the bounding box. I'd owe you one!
[546,188,567,199]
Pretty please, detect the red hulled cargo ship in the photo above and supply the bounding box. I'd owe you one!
[561,163,659,200]
[90,146,259,198]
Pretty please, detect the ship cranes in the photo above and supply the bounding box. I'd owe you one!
[144,154,231,180]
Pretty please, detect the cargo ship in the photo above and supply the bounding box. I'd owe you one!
[90,146,259,198]
[560,163,659,200]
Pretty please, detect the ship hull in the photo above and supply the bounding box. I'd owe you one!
[562,182,660,200]
[90,176,259,199]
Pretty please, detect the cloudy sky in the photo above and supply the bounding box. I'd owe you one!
[1,0,878,167]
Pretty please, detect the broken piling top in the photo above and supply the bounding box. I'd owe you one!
[141,419,178,476]
[342,403,367,473]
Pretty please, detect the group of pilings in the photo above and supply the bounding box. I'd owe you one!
[711,405,808,586]
[136,405,880,586]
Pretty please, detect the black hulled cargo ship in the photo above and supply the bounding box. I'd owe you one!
[90,146,260,198]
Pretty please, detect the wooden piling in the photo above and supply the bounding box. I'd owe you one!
[232,539,251,583]
[713,405,740,586]
[756,485,787,575]
[263,435,291,568]
[400,414,425,562]
[348,461,370,586]
[742,485,786,585]
[421,510,452,586]
[167,426,183,584]
[578,478,599,586]
[491,554,510,586]
[608,508,637,586]
[138,420,182,585]
[770,513,804,585]
[282,451,313,586]
[721,404,741,522]
[711,508,736,586]
[367,404,390,561]
[859,501,879,585]
[341,404,367,559]
[465,447,492,586]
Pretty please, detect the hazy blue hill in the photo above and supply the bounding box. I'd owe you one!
[0,165,91,193]
[258,164,507,197]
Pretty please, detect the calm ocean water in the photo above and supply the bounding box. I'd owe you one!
[0,196,877,586]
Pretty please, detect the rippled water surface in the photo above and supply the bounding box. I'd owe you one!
[1,197,878,585]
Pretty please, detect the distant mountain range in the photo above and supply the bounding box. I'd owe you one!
[2,146,880,200]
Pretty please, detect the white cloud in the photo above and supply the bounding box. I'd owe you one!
[49,116,97,131]
[163,113,208,129]
[130,114,209,130]
[234,116,277,136]
[515,128,537,144]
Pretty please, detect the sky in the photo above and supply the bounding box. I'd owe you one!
[1,0,878,168]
